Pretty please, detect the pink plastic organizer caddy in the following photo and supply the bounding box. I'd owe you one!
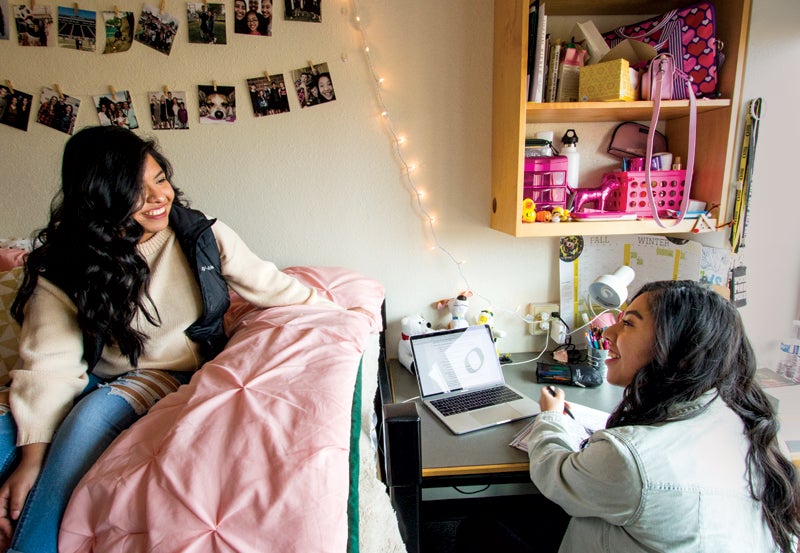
[523,155,569,210]
[603,170,687,216]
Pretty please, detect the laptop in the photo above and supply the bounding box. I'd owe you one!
[410,324,540,434]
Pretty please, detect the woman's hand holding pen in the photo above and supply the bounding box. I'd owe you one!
[539,385,575,419]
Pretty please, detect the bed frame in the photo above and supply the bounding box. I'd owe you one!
[375,300,422,553]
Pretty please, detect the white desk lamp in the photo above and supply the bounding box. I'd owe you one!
[588,265,636,309]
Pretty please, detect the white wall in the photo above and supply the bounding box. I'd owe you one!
[0,0,796,368]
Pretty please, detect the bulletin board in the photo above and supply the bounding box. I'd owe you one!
[557,234,703,329]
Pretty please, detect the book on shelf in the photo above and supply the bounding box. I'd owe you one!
[546,39,561,103]
[526,1,538,100]
[527,1,547,102]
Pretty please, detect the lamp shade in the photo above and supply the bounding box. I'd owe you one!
[588,265,635,309]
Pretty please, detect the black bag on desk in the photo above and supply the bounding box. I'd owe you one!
[536,361,603,388]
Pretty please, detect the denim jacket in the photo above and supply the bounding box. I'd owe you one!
[527,391,779,552]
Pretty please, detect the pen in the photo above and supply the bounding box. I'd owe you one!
[546,385,575,420]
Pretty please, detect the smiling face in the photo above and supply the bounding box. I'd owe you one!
[234,0,246,20]
[247,11,259,31]
[601,292,656,387]
[134,154,174,242]
[318,75,334,100]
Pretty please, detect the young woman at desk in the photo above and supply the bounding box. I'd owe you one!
[460,280,799,552]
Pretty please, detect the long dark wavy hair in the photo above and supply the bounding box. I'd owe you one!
[606,280,799,551]
[11,125,187,367]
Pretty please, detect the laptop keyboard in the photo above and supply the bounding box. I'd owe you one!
[431,386,522,416]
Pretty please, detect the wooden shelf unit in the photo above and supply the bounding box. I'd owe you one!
[490,0,751,238]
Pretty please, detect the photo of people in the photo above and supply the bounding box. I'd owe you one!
[36,86,80,135]
[198,84,235,124]
[1,0,10,39]
[93,91,139,130]
[14,4,53,46]
[291,62,336,108]
[57,5,96,51]
[0,84,33,131]
[134,3,178,55]
[102,10,134,53]
[148,90,189,130]
[233,0,271,36]
[246,74,290,117]
[187,2,225,44]
[284,0,320,22]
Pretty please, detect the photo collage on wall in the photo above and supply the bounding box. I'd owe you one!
[1,0,338,132]
[102,10,134,53]
[187,2,226,44]
[148,90,190,130]
[198,85,235,124]
[93,90,139,129]
[233,0,272,36]
[291,62,335,108]
[36,86,80,135]
[246,74,290,117]
[13,4,53,46]
[0,0,10,39]
[57,5,96,52]
[0,84,33,131]
[135,3,179,55]
[284,0,319,22]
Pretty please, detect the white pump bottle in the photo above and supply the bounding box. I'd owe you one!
[561,129,580,189]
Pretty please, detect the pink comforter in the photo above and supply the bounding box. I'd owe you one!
[60,266,385,553]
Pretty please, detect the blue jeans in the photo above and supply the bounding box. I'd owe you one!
[0,371,191,553]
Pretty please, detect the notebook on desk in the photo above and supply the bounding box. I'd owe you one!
[410,325,540,435]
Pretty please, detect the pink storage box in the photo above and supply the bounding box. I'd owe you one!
[523,155,569,209]
[603,170,687,216]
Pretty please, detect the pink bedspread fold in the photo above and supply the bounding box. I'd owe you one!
[59,267,385,553]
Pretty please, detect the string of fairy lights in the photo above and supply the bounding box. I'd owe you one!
[347,0,473,293]
[347,1,546,330]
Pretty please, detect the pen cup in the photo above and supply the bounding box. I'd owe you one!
[588,348,609,379]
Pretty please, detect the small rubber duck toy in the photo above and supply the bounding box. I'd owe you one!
[522,198,536,223]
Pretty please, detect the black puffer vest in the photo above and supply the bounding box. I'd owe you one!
[62,204,231,371]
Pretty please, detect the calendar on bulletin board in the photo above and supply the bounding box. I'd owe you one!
[557,234,703,329]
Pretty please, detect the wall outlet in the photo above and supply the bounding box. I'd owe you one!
[528,303,560,336]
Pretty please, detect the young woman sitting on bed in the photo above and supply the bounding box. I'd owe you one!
[458,280,799,553]
[0,125,363,553]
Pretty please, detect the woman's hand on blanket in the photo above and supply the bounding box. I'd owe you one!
[0,442,47,539]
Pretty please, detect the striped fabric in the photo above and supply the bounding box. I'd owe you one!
[106,369,183,415]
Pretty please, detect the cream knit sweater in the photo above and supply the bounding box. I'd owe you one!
[10,221,333,445]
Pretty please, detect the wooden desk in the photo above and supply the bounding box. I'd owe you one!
[378,352,623,552]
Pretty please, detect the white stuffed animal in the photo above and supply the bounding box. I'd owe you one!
[397,314,432,373]
[474,309,510,362]
[436,292,472,330]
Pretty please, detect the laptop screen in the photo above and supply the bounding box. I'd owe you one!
[411,325,504,397]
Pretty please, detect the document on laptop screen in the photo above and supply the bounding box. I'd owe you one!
[415,326,503,396]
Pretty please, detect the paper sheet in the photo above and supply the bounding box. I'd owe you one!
[510,401,611,453]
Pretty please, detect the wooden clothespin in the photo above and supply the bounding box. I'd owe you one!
[263,71,270,82]
[109,85,117,100]
[160,0,166,13]
[163,85,169,95]
[307,59,314,71]
[4,80,13,94]
[74,2,79,15]
[55,84,64,99]
[114,5,120,17]
[212,80,218,91]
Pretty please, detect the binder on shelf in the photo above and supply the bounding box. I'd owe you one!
[528,1,547,102]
